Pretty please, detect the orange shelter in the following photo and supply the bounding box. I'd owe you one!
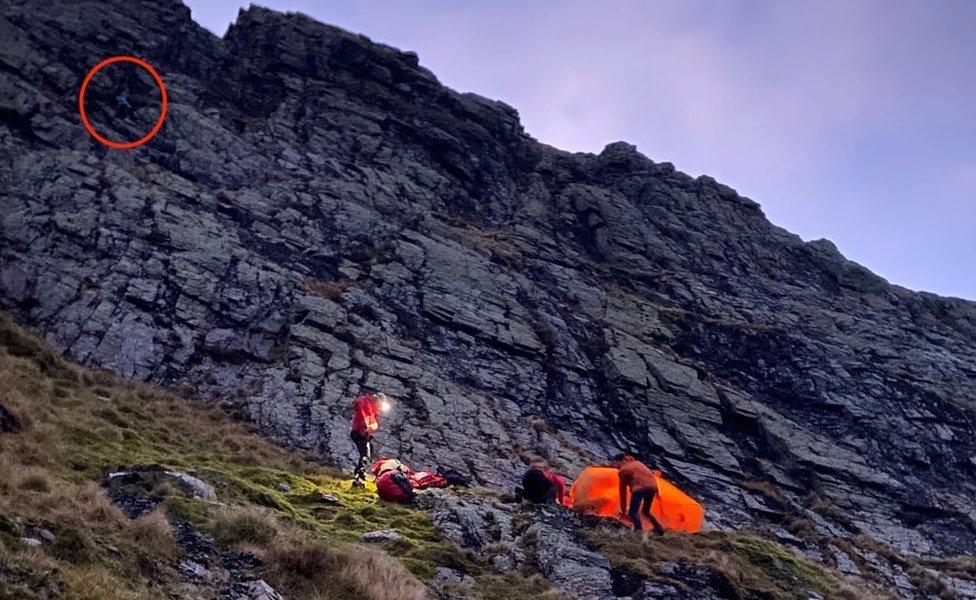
[568,466,704,533]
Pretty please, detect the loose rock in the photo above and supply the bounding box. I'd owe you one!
[361,529,402,543]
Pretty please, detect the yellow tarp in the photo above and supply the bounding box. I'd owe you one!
[568,466,704,533]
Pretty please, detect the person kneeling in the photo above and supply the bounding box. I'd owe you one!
[520,460,567,506]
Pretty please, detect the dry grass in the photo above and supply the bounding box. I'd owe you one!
[129,511,178,561]
[266,537,430,600]
[466,229,525,270]
[16,468,53,493]
[467,573,570,600]
[740,479,787,508]
[212,505,280,549]
[302,276,357,300]
[336,545,431,600]
[60,566,144,600]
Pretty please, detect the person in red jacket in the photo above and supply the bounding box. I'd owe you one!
[350,392,390,487]
[520,460,567,506]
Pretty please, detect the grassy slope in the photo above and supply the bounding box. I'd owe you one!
[0,315,568,599]
[0,315,929,600]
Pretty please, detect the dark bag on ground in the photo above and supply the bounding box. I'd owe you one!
[439,468,473,487]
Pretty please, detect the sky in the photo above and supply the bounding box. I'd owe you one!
[183,1,976,299]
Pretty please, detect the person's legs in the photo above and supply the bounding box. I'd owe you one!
[544,482,558,504]
[628,489,647,531]
[364,437,373,474]
[351,432,372,485]
[641,489,666,535]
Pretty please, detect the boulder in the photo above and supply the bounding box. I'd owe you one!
[361,529,402,543]
[104,465,216,518]
[224,580,285,600]
[179,560,211,579]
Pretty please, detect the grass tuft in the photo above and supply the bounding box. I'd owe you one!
[212,506,280,549]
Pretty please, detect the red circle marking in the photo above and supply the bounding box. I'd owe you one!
[78,55,168,150]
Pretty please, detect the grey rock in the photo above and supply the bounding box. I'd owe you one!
[361,529,402,543]
[524,517,614,600]
[179,560,211,579]
[225,580,286,600]
[430,567,475,600]
[634,562,729,599]
[420,489,515,550]
[39,529,56,544]
[431,566,475,589]
[831,547,861,577]
[491,554,514,572]
[105,466,216,515]
[19,537,42,548]
[422,490,619,598]
[167,471,217,500]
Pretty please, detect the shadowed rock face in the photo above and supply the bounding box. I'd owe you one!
[1,1,975,596]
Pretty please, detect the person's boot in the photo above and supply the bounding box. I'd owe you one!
[351,466,366,489]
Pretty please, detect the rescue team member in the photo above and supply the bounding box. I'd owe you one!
[350,392,391,487]
[521,460,567,505]
[613,453,666,535]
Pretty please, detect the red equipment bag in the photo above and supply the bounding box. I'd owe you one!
[376,470,415,503]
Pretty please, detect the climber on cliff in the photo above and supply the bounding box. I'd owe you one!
[519,459,567,506]
[350,391,392,488]
[115,90,133,116]
[613,453,666,536]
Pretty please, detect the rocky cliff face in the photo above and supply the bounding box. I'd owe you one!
[2,1,975,597]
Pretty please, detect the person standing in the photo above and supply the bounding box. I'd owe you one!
[613,453,666,535]
[350,392,390,487]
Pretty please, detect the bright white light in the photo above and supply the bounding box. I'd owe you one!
[380,400,392,413]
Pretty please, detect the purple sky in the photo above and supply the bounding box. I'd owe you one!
[183,1,976,299]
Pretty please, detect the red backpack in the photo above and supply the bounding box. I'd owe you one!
[376,469,415,503]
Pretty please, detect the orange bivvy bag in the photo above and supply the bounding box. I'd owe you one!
[568,466,704,533]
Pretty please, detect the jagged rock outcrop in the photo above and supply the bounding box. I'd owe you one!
[423,491,617,599]
[1,1,975,597]
[422,490,751,600]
